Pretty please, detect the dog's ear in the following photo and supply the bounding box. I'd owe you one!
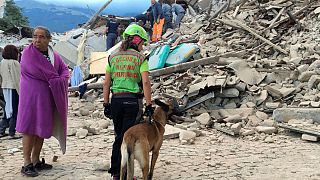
[170,98,183,116]
[155,99,169,112]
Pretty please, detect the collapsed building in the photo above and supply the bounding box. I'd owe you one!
[1,0,320,142]
[68,0,320,143]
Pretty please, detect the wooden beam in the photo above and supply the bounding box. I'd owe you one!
[218,19,288,54]
[150,55,219,77]
[151,50,247,77]
[267,7,285,30]
[286,10,302,30]
[82,0,113,29]
[190,0,200,7]
[233,5,240,18]
[205,0,214,20]
[208,2,228,21]
[264,2,313,32]
[68,51,246,92]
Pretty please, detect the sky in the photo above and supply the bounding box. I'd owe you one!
[32,0,150,16]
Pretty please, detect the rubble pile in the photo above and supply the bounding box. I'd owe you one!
[0,34,29,53]
[66,0,320,143]
[147,0,320,141]
[2,0,320,143]
[66,98,113,140]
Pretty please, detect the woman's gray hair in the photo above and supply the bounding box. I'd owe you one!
[33,26,52,39]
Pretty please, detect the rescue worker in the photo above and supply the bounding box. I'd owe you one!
[103,24,154,180]
[162,0,173,33]
[151,0,164,42]
[105,15,120,50]
[131,6,154,27]
[172,2,185,29]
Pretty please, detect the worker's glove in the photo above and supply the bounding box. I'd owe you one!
[144,104,154,117]
[103,103,112,119]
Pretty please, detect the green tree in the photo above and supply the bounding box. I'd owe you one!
[0,0,29,31]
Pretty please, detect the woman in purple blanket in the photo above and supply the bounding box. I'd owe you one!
[16,26,69,177]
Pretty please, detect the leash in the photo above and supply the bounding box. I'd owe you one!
[148,114,152,124]
[154,119,165,128]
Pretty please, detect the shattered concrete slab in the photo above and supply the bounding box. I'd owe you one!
[255,126,278,135]
[164,125,186,139]
[187,80,207,97]
[53,28,106,68]
[215,88,239,98]
[53,41,79,67]
[227,60,266,85]
[195,112,211,125]
[273,108,320,123]
[265,85,296,98]
[210,108,254,119]
[301,134,319,142]
[207,75,227,87]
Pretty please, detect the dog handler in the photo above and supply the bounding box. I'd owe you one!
[103,24,154,180]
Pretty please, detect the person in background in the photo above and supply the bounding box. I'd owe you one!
[151,0,164,42]
[132,14,148,26]
[105,15,120,50]
[103,24,154,180]
[146,6,154,27]
[0,88,5,123]
[162,0,173,34]
[0,45,21,139]
[16,26,69,177]
[132,6,154,27]
[172,2,186,29]
[176,0,188,10]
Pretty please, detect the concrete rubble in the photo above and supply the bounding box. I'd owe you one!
[92,159,110,171]
[63,0,320,143]
[3,2,320,180]
[2,0,320,143]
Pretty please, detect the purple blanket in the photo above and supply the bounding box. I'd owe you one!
[16,44,69,154]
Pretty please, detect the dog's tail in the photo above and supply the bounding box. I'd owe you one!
[120,143,128,180]
[120,141,135,180]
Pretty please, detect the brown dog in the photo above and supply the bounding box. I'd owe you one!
[120,99,173,180]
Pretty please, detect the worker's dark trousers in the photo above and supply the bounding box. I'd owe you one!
[0,89,19,136]
[174,12,185,29]
[163,16,173,34]
[108,94,143,176]
[106,33,118,51]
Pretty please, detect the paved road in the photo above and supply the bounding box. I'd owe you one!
[1,126,320,180]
